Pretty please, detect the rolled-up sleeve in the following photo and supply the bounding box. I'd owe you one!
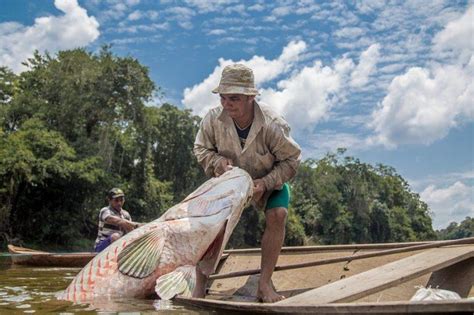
[193,112,224,177]
[100,208,113,222]
[261,120,301,191]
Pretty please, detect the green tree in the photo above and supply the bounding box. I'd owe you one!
[0,48,174,249]
[147,104,205,202]
[0,118,103,246]
[437,217,474,240]
[369,201,391,242]
[290,149,436,245]
[228,206,264,248]
[0,67,17,105]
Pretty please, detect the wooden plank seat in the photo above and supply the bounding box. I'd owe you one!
[276,245,474,306]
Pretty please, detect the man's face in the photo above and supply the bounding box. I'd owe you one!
[110,196,124,211]
[220,94,254,121]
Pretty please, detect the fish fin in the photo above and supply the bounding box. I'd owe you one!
[155,265,196,300]
[118,228,166,279]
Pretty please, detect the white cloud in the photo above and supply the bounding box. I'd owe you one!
[183,0,238,13]
[294,1,320,15]
[223,4,247,15]
[433,6,473,62]
[369,5,474,148]
[258,45,383,132]
[378,63,406,75]
[0,0,99,73]
[114,22,169,33]
[128,10,143,20]
[110,35,162,45]
[334,26,365,39]
[208,29,226,36]
[350,43,380,88]
[304,131,369,158]
[100,0,141,21]
[362,1,456,69]
[369,63,473,148]
[182,40,307,117]
[409,170,474,191]
[0,22,23,34]
[420,181,474,229]
[335,36,374,51]
[355,0,386,14]
[127,10,159,21]
[165,6,195,29]
[183,40,386,137]
[248,4,265,12]
[259,59,347,130]
[272,6,292,17]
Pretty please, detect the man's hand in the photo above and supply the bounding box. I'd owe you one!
[119,219,137,233]
[253,179,266,202]
[105,216,138,233]
[214,157,233,177]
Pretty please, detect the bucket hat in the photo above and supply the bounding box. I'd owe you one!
[212,64,258,95]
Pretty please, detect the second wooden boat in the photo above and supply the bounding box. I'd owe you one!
[8,244,96,267]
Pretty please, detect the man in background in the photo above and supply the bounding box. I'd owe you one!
[94,188,140,252]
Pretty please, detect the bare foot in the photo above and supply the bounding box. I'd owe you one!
[257,283,285,303]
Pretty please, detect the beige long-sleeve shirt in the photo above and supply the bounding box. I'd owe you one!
[194,101,301,208]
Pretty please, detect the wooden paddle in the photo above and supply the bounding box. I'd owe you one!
[209,237,474,280]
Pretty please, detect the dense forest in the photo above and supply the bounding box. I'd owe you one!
[0,48,470,251]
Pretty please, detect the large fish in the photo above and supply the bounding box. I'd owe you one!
[57,167,253,302]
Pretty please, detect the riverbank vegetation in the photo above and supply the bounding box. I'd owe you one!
[0,48,469,251]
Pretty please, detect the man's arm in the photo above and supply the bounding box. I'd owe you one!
[260,121,301,191]
[193,112,232,177]
[104,215,138,233]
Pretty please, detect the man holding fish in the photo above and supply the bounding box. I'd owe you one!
[194,64,302,303]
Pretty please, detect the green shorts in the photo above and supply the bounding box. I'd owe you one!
[265,183,290,210]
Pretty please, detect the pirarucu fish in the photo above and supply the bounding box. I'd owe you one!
[57,167,253,302]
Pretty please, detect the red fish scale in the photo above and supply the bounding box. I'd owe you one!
[65,242,122,302]
[59,229,131,301]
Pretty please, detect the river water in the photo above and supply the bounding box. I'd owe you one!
[0,254,212,314]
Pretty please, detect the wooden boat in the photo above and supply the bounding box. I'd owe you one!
[5,241,429,269]
[176,238,474,314]
[7,244,96,267]
[8,239,474,313]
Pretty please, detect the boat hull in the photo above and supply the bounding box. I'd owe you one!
[177,240,474,313]
[8,245,96,267]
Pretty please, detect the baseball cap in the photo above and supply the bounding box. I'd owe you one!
[108,188,125,199]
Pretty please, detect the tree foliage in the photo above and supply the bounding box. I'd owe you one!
[146,104,205,201]
[437,217,474,240]
[290,150,436,245]
[0,48,190,249]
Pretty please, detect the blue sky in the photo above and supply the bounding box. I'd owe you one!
[1,0,473,229]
